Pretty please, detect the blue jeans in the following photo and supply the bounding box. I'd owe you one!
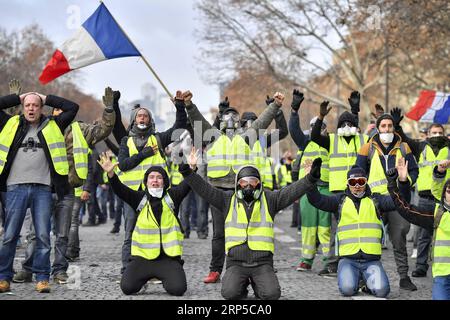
[0,184,52,282]
[338,258,390,298]
[432,276,450,300]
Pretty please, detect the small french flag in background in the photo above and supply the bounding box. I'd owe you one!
[406,91,450,124]
[39,3,141,85]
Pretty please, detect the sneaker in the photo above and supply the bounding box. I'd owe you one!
[203,271,221,283]
[197,233,208,239]
[0,280,10,293]
[110,226,120,234]
[412,269,427,278]
[53,272,69,284]
[82,221,96,227]
[36,281,51,293]
[66,255,80,262]
[411,248,418,259]
[318,267,330,276]
[399,276,417,291]
[13,270,33,283]
[296,262,312,271]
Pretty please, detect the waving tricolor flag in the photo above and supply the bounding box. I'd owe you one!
[406,90,450,124]
[39,3,141,84]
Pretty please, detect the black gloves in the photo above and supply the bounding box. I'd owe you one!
[140,146,155,158]
[218,97,230,113]
[113,90,121,102]
[386,167,398,189]
[348,91,360,114]
[306,158,322,183]
[390,107,404,127]
[174,99,186,111]
[265,95,275,106]
[291,89,304,111]
[178,162,192,175]
[319,101,331,117]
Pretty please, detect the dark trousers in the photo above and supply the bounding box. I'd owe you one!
[88,185,103,223]
[210,204,226,273]
[113,194,124,229]
[180,190,197,236]
[120,255,186,296]
[221,264,281,300]
[291,200,299,227]
[416,196,435,272]
[67,196,83,258]
[195,192,209,236]
[121,203,138,273]
[383,210,411,278]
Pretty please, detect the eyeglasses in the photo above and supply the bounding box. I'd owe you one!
[238,176,260,188]
[347,177,367,187]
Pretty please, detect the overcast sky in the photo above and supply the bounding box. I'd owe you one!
[0,0,219,111]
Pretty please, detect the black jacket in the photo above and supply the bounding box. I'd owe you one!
[0,94,79,198]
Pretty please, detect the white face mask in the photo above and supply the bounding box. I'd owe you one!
[337,125,357,137]
[137,124,148,130]
[379,132,394,144]
[148,187,164,198]
[353,190,365,198]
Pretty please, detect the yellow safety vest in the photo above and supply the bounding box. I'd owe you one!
[74,186,83,198]
[299,141,330,182]
[279,164,292,187]
[102,156,119,184]
[417,145,450,192]
[262,157,274,190]
[251,140,266,174]
[329,134,367,192]
[131,195,183,260]
[0,115,20,175]
[432,204,450,277]
[71,121,89,180]
[170,163,183,186]
[225,193,274,254]
[337,196,383,256]
[120,135,168,190]
[367,144,407,195]
[206,134,252,179]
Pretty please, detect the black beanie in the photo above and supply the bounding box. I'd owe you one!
[376,113,394,129]
[237,166,261,181]
[337,111,357,128]
[241,112,257,122]
[347,165,367,179]
[143,166,170,190]
[221,107,239,116]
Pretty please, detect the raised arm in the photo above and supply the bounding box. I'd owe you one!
[156,91,188,149]
[266,109,288,149]
[251,92,283,130]
[111,90,128,143]
[311,101,331,151]
[46,94,79,131]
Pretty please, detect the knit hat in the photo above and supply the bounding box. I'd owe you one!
[237,165,261,181]
[376,113,394,129]
[221,107,240,117]
[143,166,170,191]
[337,111,357,128]
[347,165,367,179]
[241,112,257,122]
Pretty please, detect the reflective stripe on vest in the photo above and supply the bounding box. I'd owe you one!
[432,204,450,277]
[120,135,168,190]
[41,120,69,175]
[329,134,367,192]
[299,141,330,182]
[74,186,83,197]
[367,144,405,195]
[0,116,20,175]
[131,195,183,260]
[206,135,252,178]
[337,197,383,256]
[251,140,266,174]
[225,193,274,254]
[417,145,450,192]
[71,122,89,180]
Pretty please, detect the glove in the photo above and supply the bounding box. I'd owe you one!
[178,162,192,175]
[265,95,275,106]
[9,79,21,96]
[102,87,114,107]
[174,99,185,111]
[348,91,360,114]
[390,107,404,127]
[140,146,155,158]
[386,167,399,188]
[319,101,332,117]
[218,97,229,113]
[113,90,121,102]
[310,158,322,179]
[291,89,304,111]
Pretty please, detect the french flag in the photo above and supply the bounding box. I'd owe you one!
[39,3,141,85]
[406,90,450,124]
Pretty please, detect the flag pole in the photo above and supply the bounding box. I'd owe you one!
[100,1,173,100]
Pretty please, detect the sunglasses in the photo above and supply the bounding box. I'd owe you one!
[348,178,367,187]
[238,176,260,188]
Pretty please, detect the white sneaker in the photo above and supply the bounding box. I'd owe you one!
[411,248,417,259]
